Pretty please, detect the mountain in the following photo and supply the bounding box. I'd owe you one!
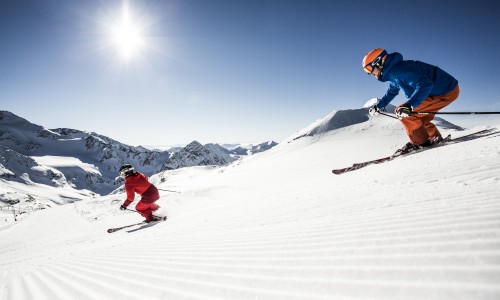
[228,146,250,155]
[148,142,279,157]
[0,111,170,195]
[204,143,232,156]
[227,141,278,155]
[250,141,278,154]
[162,141,236,170]
[0,145,67,187]
[0,111,279,204]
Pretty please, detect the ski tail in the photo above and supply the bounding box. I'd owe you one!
[332,156,391,174]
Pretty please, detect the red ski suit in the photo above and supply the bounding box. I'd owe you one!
[122,172,160,221]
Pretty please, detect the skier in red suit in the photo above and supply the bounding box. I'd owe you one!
[119,164,162,222]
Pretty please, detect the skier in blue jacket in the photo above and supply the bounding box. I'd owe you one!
[363,48,460,153]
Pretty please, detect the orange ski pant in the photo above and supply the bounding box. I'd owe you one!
[400,85,460,145]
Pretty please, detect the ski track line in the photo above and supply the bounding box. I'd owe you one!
[21,269,81,300]
[60,254,500,285]
[7,202,499,300]
[42,261,347,300]
[94,223,500,265]
[204,199,500,231]
[77,215,500,254]
[37,267,134,300]
[66,242,500,267]
[3,277,29,300]
[77,240,500,260]
[46,257,500,300]
[5,232,500,299]
[152,213,500,252]
[34,264,222,300]
[71,244,500,265]
[90,233,500,258]
[163,199,500,242]
[5,199,500,300]
[45,213,498,299]
[45,264,231,300]
[100,222,500,253]
[65,251,500,270]
[168,207,500,241]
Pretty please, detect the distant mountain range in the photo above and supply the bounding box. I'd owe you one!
[0,111,277,195]
[0,105,463,201]
[227,141,279,156]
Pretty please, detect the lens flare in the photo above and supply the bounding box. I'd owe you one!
[110,2,144,61]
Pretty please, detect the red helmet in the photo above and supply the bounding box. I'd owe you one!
[362,48,387,74]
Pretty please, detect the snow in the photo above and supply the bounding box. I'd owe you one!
[363,97,379,108]
[31,156,101,175]
[0,164,14,177]
[1,113,500,300]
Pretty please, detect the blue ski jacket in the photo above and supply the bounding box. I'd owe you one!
[377,52,458,109]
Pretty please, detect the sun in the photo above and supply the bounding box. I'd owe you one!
[110,2,145,61]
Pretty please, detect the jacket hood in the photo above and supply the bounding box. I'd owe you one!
[379,52,403,82]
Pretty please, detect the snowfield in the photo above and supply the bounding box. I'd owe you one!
[30,156,101,174]
[1,113,500,300]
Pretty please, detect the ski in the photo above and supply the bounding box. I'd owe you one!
[332,129,499,175]
[107,216,167,233]
[107,222,145,233]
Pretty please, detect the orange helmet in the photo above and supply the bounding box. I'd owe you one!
[362,48,387,74]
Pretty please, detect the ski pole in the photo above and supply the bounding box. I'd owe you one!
[412,111,500,115]
[158,188,180,193]
[378,111,399,120]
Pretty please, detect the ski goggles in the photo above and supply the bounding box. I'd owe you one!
[119,167,134,178]
[363,56,383,74]
[363,50,387,75]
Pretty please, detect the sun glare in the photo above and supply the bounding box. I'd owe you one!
[110,3,144,61]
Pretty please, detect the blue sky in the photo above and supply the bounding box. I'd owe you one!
[1,0,500,146]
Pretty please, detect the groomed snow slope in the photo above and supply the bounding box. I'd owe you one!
[1,116,500,300]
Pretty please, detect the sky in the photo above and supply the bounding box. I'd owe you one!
[1,0,500,147]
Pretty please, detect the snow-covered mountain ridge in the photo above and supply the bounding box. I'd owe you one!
[0,111,171,195]
[162,141,235,170]
[0,111,275,199]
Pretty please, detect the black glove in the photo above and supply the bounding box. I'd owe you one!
[368,105,381,116]
[120,205,127,210]
[395,103,413,119]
